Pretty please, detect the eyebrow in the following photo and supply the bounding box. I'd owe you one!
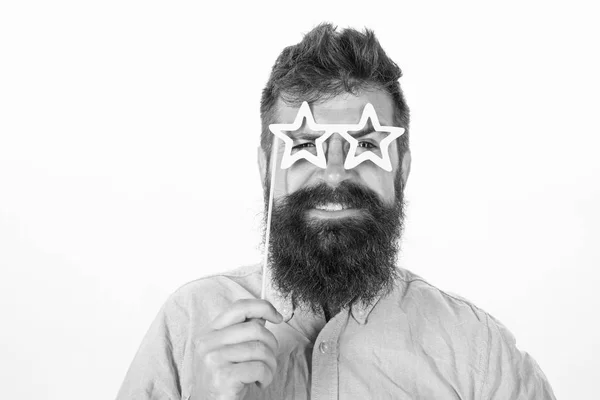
[289,131,325,140]
[347,125,377,138]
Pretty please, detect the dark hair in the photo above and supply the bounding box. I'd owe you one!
[260,23,410,170]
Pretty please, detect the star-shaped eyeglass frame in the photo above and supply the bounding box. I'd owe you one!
[268,101,405,172]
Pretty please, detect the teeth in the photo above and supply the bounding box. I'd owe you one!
[316,203,346,211]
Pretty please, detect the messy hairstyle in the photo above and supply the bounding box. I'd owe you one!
[260,23,410,172]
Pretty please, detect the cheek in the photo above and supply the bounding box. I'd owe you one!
[356,167,396,204]
[356,141,400,204]
[287,161,320,193]
[272,160,316,198]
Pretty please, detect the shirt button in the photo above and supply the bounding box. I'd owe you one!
[319,341,331,354]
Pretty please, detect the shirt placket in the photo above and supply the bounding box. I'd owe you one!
[310,310,349,400]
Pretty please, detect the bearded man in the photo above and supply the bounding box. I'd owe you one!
[117,24,555,400]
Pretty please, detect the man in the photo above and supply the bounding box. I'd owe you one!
[117,24,555,399]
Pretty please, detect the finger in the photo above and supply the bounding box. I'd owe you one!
[210,299,283,330]
[219,340,277,374]
[247,317,266,327]
[201,321,279,354]
[228,361,274,387]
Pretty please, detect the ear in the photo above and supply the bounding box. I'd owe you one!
[400,148,411,188]
[257,145,267,187]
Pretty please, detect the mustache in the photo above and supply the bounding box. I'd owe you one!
[280,181,386,211]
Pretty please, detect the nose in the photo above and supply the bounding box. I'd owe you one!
[322,133,349,187]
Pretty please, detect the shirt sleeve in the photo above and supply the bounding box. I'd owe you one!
[116,294,189,400]
[480,313,556,400]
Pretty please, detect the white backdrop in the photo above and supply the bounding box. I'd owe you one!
[1,1,598,399]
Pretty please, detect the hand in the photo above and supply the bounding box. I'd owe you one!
[190,299,283,400]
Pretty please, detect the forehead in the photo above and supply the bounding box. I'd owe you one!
[274,88,396,126]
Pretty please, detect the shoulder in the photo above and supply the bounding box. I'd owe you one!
[391,268,491,370]
[387,269,495,377]
[163,263,264,323]
[170,263,263,302]
[116,265,265,400]
[393,269,526,348]
[394,268,489,326]
[392,269,555,398]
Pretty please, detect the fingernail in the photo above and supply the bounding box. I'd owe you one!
[277,311,283,322]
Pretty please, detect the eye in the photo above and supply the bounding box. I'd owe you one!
[358,141,377,149]
[293,142,316,150]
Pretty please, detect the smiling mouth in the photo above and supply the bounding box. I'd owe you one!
[314,202,351,211]
[308,202,364,218]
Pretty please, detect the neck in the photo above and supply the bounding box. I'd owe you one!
[322,303,340,322]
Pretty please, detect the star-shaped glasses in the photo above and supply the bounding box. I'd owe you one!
[269,101,405,172]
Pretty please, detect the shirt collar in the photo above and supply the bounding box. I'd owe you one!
[350,298,380,325]
[263,264,385,325]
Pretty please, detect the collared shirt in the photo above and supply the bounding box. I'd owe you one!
[117,264,556,399]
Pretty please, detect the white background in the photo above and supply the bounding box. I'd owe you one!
[1,1,598,399]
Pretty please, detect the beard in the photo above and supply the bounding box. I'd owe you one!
[262,178,405,315]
